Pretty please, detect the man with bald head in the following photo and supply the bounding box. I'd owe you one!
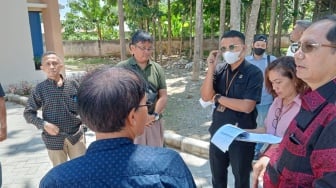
[252,15,336,187]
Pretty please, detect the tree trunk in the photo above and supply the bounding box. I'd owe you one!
[267,0,277,54]
[219,0,227,47]
[275,0,284,56]
[167,0,172,56]
[192,0,203,81]
[118,0,127,60]
[189,0,193,59]
[210,13,214,41]
[230,0,241,30]
[245,0,261,55]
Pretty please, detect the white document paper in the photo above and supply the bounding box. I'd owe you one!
[211,124,282,152]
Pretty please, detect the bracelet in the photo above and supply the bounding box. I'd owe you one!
[214,94,221,104]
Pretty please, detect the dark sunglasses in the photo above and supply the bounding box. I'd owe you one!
[220,44,241,52]
[137,101,153,110]
[291,41,336,53]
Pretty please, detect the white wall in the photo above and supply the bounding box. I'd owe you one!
[0,0,44,90]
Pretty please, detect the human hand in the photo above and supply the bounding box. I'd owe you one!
[145,115,156,127]
[252,156,270,188]
[44,122,60,135]
[0,126,7,141]
[206,50,220,69]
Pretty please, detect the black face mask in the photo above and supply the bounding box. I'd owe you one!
[254,48,266,56]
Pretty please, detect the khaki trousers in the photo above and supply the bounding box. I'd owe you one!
[47,136,86,167]
[134,119,164,147]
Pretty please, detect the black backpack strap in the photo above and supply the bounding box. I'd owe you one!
[267,55,270,66]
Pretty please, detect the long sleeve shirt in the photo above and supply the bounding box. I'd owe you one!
[24,78,82,150]
[264,78,336,187]
[40,138,196,188]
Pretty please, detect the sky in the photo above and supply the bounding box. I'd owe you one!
[58,0,69,20]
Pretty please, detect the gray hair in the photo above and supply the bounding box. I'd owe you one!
[296,20,312,30]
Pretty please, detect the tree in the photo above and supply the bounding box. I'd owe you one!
[267,0,277,54]
[219,0,227,44]
[230,0,241,30]
[117,0,126,60]
[67,0,115,56]
[245,0,261,55]
[167,0,172,56]
[192,0,203,81]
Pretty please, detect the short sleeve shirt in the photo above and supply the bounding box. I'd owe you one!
[245,54,276,105]
[116,57,167,90]
[209,60,263,135]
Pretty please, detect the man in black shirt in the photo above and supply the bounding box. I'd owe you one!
[201,30,263,188]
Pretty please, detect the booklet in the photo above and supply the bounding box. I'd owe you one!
[211,124,282,152]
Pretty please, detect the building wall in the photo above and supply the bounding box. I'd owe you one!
[0,0,44,89]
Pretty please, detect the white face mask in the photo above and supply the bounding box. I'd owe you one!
[223,51,241,64]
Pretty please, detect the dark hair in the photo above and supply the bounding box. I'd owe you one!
[78,67,146,132]
[318,15,336,44]
[221,30,245,44]
[130,30,153,45]
[265,56,307,97]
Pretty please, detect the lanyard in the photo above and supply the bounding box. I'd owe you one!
[225,68,239,96]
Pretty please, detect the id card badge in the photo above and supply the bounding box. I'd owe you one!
[216,104,226,112]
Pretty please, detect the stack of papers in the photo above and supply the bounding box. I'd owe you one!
[211,124,282,152]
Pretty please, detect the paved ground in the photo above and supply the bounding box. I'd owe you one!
[0,102,240,188]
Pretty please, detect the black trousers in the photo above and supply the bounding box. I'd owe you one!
[209,141,255,188]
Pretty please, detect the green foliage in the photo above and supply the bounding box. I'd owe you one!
[61,0,320,51]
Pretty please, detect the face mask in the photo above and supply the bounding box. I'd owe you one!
[223,51,241,64]
[254,48,266,56]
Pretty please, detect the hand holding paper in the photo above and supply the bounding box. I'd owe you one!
[211,124,282,152]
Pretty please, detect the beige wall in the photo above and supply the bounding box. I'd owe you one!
[0,0,64,90]
[0,0,44,89]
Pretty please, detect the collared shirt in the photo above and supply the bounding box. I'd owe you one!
[264,95,301,137]
[24,77,82,150]
[117,57,167,91]
[40,138,196,188]
[117,57,167,114]
[264,78,336,187]
[245,54,276,106]
[0,83,4,97]
[210,60,263,135]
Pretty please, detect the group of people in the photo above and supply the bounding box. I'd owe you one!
[1,14,336,188]
[201,15,336,188]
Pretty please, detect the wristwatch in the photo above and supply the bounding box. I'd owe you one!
[214,94,221,104]
[153,112,160,121]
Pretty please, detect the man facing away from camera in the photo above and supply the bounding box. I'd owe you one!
[40,67,196,188]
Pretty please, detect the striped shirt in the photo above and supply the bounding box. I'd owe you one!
[24,77,83,150]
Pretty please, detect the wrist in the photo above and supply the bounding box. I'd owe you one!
[152,112,160,121]
[214,94,221,104]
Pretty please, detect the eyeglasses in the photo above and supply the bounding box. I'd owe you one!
[220,44,241,53]
[272,107,281,135]
[291,41,336,53]
[134,45,154,52]
[137,101,153,110]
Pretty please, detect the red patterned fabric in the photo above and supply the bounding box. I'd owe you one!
[264,78,336,187]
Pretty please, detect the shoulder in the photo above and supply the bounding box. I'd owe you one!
[116,58,133,67]
[242,60,263,75]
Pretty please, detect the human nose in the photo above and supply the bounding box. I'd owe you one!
[294,49,304,59]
